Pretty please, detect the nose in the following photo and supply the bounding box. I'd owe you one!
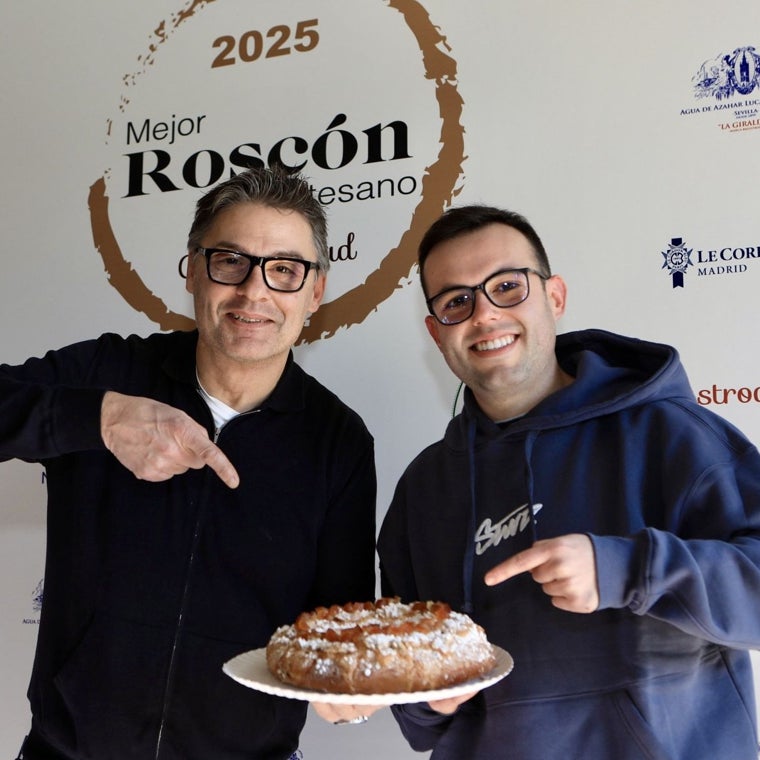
[235,262,269,299]
[470,286,500,324]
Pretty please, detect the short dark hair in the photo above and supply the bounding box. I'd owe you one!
[187,166,329,271]
[418,205,551,295]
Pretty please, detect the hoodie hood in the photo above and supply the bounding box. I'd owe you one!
[445,328,695,451]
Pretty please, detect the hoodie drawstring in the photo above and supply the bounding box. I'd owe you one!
[524,430,538,521]
[463,418,478,614]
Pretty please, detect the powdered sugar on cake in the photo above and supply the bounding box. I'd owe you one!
[265,598,496,694]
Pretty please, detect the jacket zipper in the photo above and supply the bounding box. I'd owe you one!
[153,405,260,759]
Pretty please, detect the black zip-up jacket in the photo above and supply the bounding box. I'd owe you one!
[0,330,376,760]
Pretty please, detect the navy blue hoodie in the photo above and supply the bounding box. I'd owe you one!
[378,329,760,759]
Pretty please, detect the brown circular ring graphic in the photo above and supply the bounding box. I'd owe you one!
[88,0,465,343]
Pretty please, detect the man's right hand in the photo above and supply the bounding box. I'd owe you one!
[100,391,239,488]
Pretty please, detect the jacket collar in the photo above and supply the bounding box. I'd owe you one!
[161,330,306,412]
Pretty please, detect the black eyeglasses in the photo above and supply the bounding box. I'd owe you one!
[426,267,549,325]
[191,247,320,292]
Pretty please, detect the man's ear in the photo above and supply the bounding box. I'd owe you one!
[425,314,443,349]
[184,253,197,294]
[307,272,327,314]
[546,274,568,321]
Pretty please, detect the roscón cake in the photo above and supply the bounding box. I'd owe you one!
[266,597,496,694]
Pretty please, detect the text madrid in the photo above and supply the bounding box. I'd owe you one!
[121,113,418,200]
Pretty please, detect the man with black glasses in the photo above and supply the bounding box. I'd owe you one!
[2,167,376,760]
[377,205,760,759]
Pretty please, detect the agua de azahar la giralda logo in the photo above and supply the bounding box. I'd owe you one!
[693,46,760,100]
[88,0,465,344]
[683,44,760,132]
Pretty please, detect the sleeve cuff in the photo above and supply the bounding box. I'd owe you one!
[51,387,108,453]
[589,533,642,611]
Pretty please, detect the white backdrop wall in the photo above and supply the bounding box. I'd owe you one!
[2,2,760,758]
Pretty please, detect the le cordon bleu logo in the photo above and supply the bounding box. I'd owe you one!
[88,0,465,343]
[660,234,760,289]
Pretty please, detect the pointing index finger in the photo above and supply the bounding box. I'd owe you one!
[484,544,548,586]
[192,438,240,489]
[203,446,240,489]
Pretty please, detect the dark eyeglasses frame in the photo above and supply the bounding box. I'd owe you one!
[426,267,550,326]
[184,247,320,292]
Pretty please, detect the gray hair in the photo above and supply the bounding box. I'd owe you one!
[187,166,330,271]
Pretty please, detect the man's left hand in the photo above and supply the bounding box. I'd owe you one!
[484,534,599,613]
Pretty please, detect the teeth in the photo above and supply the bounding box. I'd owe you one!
[231,314,263,324]
[474,336,515,351]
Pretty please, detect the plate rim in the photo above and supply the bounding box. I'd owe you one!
[223,645,513,705]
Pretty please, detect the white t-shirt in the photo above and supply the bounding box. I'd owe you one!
[196,374,239,439]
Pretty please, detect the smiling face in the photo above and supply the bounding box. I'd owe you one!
[186,202,325,378]
[423,222,569,420]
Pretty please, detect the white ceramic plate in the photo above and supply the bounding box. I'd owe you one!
[223,645,513,705]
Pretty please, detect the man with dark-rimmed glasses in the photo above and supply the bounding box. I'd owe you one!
[2,167,376,760]
[377,204,760,759]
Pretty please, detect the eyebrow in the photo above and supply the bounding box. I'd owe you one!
[210,241,309,260]
[432,265,529,293]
